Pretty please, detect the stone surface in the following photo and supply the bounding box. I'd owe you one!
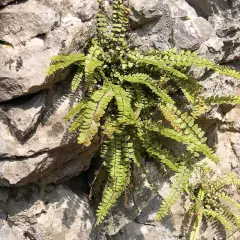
[0,184,95,240]
[0,0,12,7]
[0,0,96,102]
[0,0,240,239]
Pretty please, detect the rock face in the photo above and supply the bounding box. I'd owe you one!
[0,182,95,240]
[1,0,240,239]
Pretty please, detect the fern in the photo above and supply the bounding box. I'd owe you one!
[46,53,85,76]
[46,0,240,236]
[76,86,114,146]
[156,164,191,221]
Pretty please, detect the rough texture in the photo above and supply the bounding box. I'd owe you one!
[0,183,95,240]
[1,0,240,239]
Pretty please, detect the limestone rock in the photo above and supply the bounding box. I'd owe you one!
[0,92,46,141]
[0,0,13,7]
[3,184,95,240]
[129,0,163,28]
[0,82,100,186]
[0,0,96,102]
[129,5,173,51]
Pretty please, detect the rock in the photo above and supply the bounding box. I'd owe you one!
[201,72,240,98]
[0,0,12,7]
[0,92,46,141]
[110,220,177,240]
[0,82,100,186]
[173,17,213,50]
[220,106,240,132]
[129,5,173,51]
[173,19,200,50]
[129,0,163,28]
[0,223,25,240]
[162,0,198,19]
[4,184,95,240]
[0,0,95,102]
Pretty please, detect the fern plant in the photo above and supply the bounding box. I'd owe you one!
[47,0,240,237]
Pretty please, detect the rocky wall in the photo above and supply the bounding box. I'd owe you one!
[0,0,240,239]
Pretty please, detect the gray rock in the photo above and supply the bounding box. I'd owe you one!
[0,0,13,7]
[173,19,200,50]
[0,92,46,141]
[129,5,173,51]
[104,162,171,236]
[5,184,95,240]
[0,82,100,186]
[0,0,95,102]
[129,0,163,28]
[110,221,177,240]
[162,0,197,19]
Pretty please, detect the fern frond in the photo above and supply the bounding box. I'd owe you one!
[159,48,240,80]
[77,86,114,146]
[221,192,240,211]
[204,209,233,232]
[47,53,85,76]
[137,128,178,171]
[96,134,132,225]
[120,73,175,104]
[128,52,189,80]
[110,83,134,124]
[85,44,104,89]
[65,99,88,121]
[190,190,204,240]
[218,205,240,231]
[156,165,191,221]
[158,103,207,144]
[71,66,83,92]
[144,120,218,163]
[205,95,240,105]
[212,172,240,190]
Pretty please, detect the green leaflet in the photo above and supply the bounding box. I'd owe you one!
[156,165,191,221]
[46,53,85,76]
[96,134,133,225]
[77,86,114,146]
[110,83,134,124]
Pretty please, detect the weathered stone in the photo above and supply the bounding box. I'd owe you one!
[173,19,200,50]
[162,0,197,19]
[0,0,12,6]
[129,0,163,28]
[0,92,46,140]
[129,5,173,51]
[0,82,100,186]
[3,184,95,240]
[0,0,96,102]
[104,162,171,236]
[111,220,177,240]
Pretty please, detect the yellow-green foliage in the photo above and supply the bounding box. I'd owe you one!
[47,0,240,236]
